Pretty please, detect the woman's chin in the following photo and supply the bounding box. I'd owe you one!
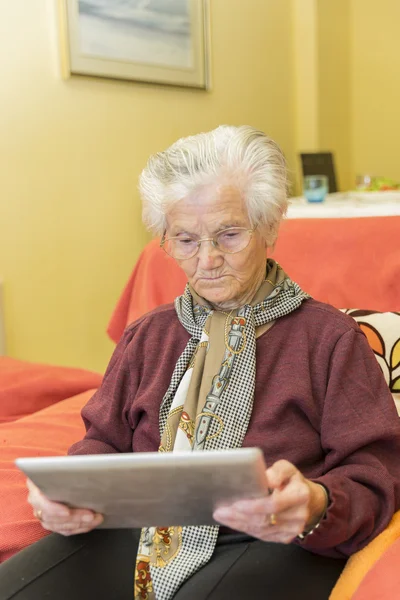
[196,286,234,307]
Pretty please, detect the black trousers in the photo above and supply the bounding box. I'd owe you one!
[0,529,346,600]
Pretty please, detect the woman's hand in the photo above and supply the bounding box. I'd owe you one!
[213,460,328,544]
[27,479,104,536]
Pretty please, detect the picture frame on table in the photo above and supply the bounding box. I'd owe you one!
[58,0,211,89]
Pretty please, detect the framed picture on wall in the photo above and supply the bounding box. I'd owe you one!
[58,0,211,89]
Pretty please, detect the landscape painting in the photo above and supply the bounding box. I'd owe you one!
[61,0,209,88]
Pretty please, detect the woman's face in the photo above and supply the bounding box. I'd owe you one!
[165,186,267,309]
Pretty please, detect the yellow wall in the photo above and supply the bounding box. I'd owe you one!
[350,0,400,182]
[292,0,353,192]
[317,0,352,191]
[0,0,296,373]
[292,0,319,153]
[291,0,319,192]
[317,0,400,189]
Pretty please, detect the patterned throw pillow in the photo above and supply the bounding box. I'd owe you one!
[342,310,400,415]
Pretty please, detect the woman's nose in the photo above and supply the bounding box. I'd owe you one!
[197,240,223,268]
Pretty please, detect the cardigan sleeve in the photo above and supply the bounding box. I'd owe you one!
[68,327,139,456]
[296,328,400,558]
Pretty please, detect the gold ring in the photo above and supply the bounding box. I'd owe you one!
[269,513,277,526]
[35,509,43,521]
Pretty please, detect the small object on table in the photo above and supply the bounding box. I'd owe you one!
[355,174,374,190]
[303,175,329,203]
[355,175,400,192]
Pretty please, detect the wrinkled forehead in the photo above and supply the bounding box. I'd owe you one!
[166,185,251,234]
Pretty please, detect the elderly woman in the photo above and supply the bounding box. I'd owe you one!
[2,126,400,600]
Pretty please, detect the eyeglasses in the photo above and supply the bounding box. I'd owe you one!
[160,227,255,260]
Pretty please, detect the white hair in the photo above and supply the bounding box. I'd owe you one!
[140,125,289,246]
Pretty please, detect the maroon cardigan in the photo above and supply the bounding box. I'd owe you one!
[69,299,400,558]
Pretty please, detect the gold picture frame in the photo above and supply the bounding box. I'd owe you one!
[58,0,211,89]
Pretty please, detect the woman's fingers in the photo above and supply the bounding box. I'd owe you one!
[40,511,104,535]
[26,478,103,535]
[37,508,101,524]
[216,497,308,523]
[214,498,307,531]
[224,477,309,516]
[266,459,299,490]
[213,503,304,543]
[213,460,314,543]
[40,509,103,526]
[27,479,70,518]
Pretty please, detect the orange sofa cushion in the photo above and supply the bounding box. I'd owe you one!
[0,357,102,423]
[351,535,400,600]
[329,511,400,599]
[0,389,95,562]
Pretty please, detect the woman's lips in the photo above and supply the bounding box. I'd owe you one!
[198,275,227,283]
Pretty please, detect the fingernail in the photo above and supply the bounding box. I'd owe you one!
[82,514,94,523]
[214,509,228,518]
[56,511,70,518]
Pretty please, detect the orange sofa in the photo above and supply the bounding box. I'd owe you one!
[1,215,399,599]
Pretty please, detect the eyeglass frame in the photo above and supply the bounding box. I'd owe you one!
[160,226,256,260]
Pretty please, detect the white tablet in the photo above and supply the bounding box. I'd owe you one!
[16,448,268,528]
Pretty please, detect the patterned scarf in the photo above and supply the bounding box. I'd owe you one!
[134,260,309,600]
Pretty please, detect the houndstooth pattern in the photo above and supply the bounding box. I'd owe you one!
[151,263,309,600]
[151,525,220,600]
